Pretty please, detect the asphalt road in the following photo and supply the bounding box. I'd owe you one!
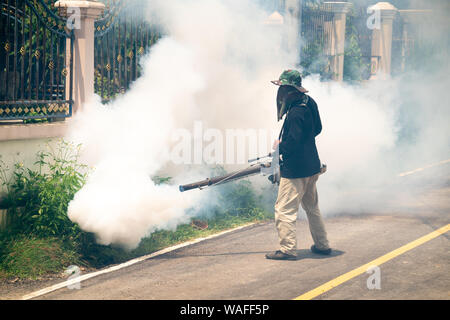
[32,174,449,300]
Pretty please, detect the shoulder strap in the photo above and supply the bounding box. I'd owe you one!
[278,110,289,140]
[278,95,309,140]
[299,95,309,107]
[278,118,286,140]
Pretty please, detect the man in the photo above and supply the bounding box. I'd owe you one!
[266,69,331,260]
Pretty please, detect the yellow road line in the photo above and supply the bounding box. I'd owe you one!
[294,223,450,300]
[397,159,450,177]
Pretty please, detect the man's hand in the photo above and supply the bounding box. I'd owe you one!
[273,139,280,150]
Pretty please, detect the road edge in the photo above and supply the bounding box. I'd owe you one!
[21,222,266,300]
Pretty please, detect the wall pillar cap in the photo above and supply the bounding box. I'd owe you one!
[369,2,398,18]
[265,11,284,25]
[55,0,105,18]
[399,9,433,23]
[323,2,353,14]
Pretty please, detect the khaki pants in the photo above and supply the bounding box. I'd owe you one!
[274,174,329,256]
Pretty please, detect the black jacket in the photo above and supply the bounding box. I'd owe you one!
[278,95,322,179]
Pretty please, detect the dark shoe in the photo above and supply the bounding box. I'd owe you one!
[265,250,297,260]
[311,245,332,255]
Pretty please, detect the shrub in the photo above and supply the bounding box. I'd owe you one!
[300,39,333,80]
[0,140,88,239]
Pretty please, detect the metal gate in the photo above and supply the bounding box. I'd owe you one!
[391,12,404,77]
[345,5,374,80]
[94,0,161,103]
[300,2,334,79]
[0,0,73,121]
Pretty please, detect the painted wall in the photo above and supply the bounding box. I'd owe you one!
[0,138,61,196]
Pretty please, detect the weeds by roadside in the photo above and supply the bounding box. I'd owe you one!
[0,140,88,239]
[0,236,81,279]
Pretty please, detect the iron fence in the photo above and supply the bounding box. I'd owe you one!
[300,2,334,78]
[94,0,161,103]
[391,11,405,77]
[345,5,375,80]
[0,0,73,122]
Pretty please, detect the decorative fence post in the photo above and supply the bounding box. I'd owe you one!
[323,1,352,81]
[55,0,105,114]
[369,2,397,79]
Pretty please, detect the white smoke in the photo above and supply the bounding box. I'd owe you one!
[67,0,294,249]
[67,38,209,249]
[67,0,449,249]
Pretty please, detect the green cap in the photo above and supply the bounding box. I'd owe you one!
[271,69,308,93]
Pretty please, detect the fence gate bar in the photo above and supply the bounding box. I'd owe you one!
[300,1,335,79]
[346,5,375,80]
[0,0,73,121]
[94,0,161,103]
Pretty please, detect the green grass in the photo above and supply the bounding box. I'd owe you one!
[0,236,81,279]
[133,209,272,258]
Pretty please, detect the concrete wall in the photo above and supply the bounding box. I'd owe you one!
[0,136,62,195]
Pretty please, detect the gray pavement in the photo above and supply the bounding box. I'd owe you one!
[34,214,448,300]
[29,173,450,300]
